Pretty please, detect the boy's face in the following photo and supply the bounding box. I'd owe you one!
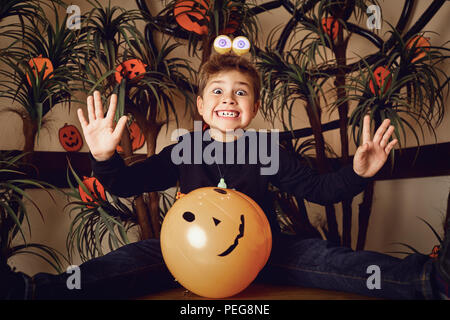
[197,70,260,139]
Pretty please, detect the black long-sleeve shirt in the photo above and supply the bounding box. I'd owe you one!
[90,130,369,234]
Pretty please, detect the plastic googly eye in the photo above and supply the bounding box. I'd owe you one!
[213,35,232,54]
[232,36,250,56]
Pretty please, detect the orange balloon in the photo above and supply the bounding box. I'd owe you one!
[160,187,272,298]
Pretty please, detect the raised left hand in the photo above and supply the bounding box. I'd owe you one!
[353,115,398,178]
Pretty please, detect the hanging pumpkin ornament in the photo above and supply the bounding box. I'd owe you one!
[116,121,145,153]
[321,17,340,41]
[26,55,54,86]
[115,58,147,83]
[160,187,272,298]
[406,35,430,63]
[78,176,106,208]
[59,123,83,152]
[174,0,210,35]
[369,66,392,95]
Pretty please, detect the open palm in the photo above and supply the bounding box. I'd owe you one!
[77,91,128,161]
[353,115,398,178]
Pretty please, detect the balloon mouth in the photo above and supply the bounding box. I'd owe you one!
[218,214,244,257]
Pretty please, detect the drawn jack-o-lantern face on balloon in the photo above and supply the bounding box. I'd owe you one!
[160,187,272,298]
[59,123,83,152]
[174,0,210,35]
[26,55,54,86]
[115,59,147,83]
[78,176,106,208]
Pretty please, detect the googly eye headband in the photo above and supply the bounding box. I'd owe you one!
[213,35,251,56]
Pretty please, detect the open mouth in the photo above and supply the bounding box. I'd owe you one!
[218,214,245,257]
[215,110,240,119]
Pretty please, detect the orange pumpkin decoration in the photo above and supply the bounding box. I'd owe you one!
[59,123,83,152]
[429,245,440,259]
[369,66,392,95]
[406,35,430,63]
[174,0,210,35]
[115,59,147,83]
[26,55,54,86]
[116,121,145,153]
[321,17,340,41]
[78,176,106,207]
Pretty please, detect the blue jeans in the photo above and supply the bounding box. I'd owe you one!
[26,235,438,299]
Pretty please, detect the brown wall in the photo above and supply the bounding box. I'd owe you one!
[2,0,449,276]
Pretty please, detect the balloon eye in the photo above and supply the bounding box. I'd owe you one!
[232,36,250,50]
[213,35,232,54]
[213,217,221,226]
[213,188,227,194]
[183,211,195,222]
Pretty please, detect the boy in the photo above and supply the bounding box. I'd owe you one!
[2,53,448,299]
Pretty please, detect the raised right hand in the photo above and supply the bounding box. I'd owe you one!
[77,91,128,161]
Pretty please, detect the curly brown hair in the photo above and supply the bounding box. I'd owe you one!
[197,53,261,102]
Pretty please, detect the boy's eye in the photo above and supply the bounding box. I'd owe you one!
[212,88,222,94]
[236,90,247,96]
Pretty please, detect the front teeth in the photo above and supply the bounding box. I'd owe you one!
[217,111,239,118]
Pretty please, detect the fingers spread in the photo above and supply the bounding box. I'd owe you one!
[106,94,118,122]
[385,139,398,154]
[77,108,88,129]
[112,115,128,141]
[362,114,371,145]
[87,94,96,123]
[380,125,395,148]
[373,118,391,144]
[94,90,104,119]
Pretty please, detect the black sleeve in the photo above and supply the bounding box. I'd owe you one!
[90,144,178,197]
[269,147,370,205]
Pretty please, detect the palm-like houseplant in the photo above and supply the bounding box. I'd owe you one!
[336,26,449,249]
[65,160,177,262]
[256,0,449,249]
[0,3,87,158]
[153,0,260,64]
[69,0,194,247]
[0,0,73,274]
[0,151,67,273]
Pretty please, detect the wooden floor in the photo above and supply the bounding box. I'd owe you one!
[140,283,379,300]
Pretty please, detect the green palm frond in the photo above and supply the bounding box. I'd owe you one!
[335,24,449,149]
[0,151,67,272]
[65,159,177,262]
[157,0,261,58]
[0,4,87,138]
[83,0,144,75]
[257,45,332,130]
[120,34,196,131]
[387,215,445,257]
[65,160,137,262]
